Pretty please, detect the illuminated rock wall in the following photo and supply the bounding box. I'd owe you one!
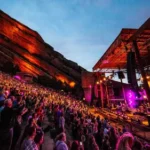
[0,10,86,87]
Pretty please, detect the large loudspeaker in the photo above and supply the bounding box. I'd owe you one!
[147,115,150,127]
[118,71,125,79]
[127,52,138,88]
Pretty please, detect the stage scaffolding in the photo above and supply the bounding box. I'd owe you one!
[93,18,150,102]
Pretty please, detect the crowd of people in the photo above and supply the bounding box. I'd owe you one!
[0,71,150,150]
[106,100,150,116]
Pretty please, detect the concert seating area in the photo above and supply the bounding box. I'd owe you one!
[0,71,150,150]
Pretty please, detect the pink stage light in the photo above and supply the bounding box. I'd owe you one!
[126,90,135,107]
[143,95,147,99]
[14,75,21,80]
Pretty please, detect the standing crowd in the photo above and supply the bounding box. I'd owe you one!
[0,71,150,150]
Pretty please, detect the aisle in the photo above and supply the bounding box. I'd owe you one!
[43,132,54,150]
[42,117,54,150]
[42,116,73,150]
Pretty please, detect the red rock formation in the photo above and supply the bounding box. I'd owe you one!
[0,10,86,87]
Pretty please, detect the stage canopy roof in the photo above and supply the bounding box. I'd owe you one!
[93,18,150,73]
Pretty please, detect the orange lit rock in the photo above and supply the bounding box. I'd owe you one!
[0,10,86,86]
[69,82,76,88]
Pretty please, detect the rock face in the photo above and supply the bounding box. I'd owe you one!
[0,10,86,87]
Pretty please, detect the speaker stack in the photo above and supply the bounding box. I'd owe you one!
[147,115,150,127]
[127,52,138,89]
[118,71,125,79]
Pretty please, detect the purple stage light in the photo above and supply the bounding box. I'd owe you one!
[14,75,21,80]
[126,90,135,107]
